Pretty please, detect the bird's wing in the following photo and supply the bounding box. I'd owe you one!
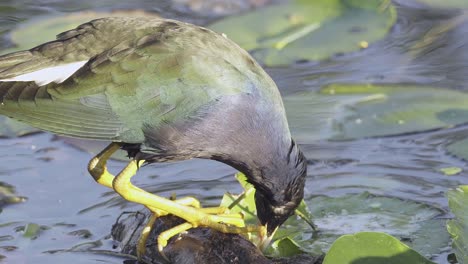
[0,17,255,142]
[0,17,158,141]
[0,81,124,140]
[0,17,151,79]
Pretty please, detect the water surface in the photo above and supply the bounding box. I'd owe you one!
[0,1,467,263]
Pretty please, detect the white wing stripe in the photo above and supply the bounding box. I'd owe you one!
[0,60,88,85]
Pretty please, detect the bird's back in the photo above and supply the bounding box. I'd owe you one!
[0,17,286,149]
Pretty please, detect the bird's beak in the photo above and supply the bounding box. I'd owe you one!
[258,224,278,251]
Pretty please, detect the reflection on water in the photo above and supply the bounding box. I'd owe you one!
[0,1,467,263]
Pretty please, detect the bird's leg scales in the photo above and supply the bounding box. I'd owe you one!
[112,160,261,255]
[171,196,231,215]
[137,212,160,259]
[87,144,159,259]
[87,142,122,188]
[86,144,250,260]
[137,197,229,258]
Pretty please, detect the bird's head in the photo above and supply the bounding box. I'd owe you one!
[250,140,307,241]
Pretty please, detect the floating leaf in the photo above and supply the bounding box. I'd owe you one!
[303,193,449,257]
[209,0,396,66]
[22,223,41,239]
[447,186,468,263]
[439,167,462,176]
[323,232,435,264]
[447,138,468,161]
[285,84,468,142]
[270,237,307,257]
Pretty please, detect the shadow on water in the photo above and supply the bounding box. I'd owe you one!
[0,0,468,263]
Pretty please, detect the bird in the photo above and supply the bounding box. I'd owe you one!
[0,17,307,259]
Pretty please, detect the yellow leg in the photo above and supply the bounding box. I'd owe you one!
[87,142,121,188]
[87,143,167,259]
[136,197,231,258]
[171,196,231,215]
[137,212,159,259]
[158,222,193,254]
[87,143,164,214]
[88,144,260,258]
[112,160,260,252]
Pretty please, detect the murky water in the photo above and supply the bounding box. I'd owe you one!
[0,1,467,263]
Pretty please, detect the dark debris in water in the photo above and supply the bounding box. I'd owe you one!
[111,210,323,264]
[67,229,93,239]
[0,182,27,208]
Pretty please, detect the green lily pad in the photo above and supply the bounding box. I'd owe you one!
[22,223,41,239]
[323,232,435,264]
[270,237,307,257]
[439,166,462,176]
[209,0,396,66]
[447,186,468,263]
[303,193,449,257]
[285,84,468,142]
[447,138,468,161]
[414,0,468,9]
[222,176,448,258]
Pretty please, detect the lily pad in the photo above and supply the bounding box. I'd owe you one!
[447,138,468,161]
[285,84,468,142]
[439,166,462,176]
[303,193,449,257]
[447,186,468,263]
[270,237,307,257]
[222,176,448,258]
[22,223,41,239]
[323,232,435,264]
[209,0,396,66]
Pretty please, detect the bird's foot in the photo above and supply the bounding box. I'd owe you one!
[110,160,261,260]
[155,209,259,256]
[135,197,258,261]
